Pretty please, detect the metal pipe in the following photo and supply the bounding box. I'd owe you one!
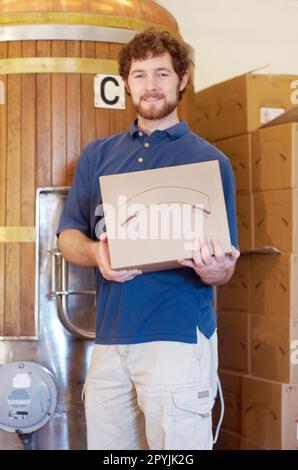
[56,257,95,340]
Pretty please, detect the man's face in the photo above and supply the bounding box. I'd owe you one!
[126,52,188,120]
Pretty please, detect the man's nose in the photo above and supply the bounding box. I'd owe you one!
[145,75,158,91]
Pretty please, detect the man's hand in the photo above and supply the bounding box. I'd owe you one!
[177,236,240,286]
[95,233,142,283]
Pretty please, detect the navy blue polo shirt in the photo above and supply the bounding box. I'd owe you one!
[57,119,238,345]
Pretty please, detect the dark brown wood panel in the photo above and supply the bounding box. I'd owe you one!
[81,41,96,149]
[95,42,110,139]
[36,41,52,187]
[52,40,67,186]
[66,41,81,185]
[0,42,7,336]
[20,40,36,336]
[5,41,22,336]
[109,43,130,135]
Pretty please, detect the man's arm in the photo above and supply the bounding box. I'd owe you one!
[58,229,99,267]
[58,229,142,283]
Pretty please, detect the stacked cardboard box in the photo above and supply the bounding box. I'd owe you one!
[215,134,254,250]
[195,73,298,450]
[213,370,298,450]
[216,256,251,375]
[196,73,298,252]
[252,114,298,252]
[214,248,298,449]
[195,73,297,142]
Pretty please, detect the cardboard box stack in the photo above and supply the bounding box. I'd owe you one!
[195,73,298,450]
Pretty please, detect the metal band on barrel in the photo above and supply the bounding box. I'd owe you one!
[0,226,36,243]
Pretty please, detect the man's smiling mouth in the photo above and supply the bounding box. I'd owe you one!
[143,96,163,102]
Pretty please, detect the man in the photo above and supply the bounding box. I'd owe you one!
[57,28,239,450]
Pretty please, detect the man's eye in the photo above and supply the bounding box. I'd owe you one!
[158,73,169,77]
[134,74,144,79]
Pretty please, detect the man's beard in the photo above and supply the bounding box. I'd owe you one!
[133,87,180,120]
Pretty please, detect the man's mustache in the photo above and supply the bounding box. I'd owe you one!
[141,93,164,100]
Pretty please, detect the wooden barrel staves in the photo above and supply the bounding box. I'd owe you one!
[0,0,195,339]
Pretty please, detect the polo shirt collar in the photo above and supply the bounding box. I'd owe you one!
[129,119,189,140]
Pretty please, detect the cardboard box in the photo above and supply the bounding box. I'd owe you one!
[214,429,241,450]
[194,87,214,142]
[213,370,242,433]
[253,189,298,252]
[100,161,231,271]
[251,315,298,383]
[236,193,254,251]
[195,73,298,141]
[217,313,250,374]
[241,376,298,449]
[251,253,298,318]
[252,123,298,191]
[215,134,252,194]
[217,255,252,315]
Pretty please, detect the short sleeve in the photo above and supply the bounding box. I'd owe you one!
[56,145,92,238]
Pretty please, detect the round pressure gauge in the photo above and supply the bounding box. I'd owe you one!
[0,362,58,434]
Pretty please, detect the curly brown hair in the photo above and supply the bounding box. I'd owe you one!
[118,28,191,99]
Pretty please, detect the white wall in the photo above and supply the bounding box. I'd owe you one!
[156,0,298,91]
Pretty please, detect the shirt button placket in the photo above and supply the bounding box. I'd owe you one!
[137,138,150,164]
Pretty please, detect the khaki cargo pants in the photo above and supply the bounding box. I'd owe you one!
[84,328,218,450]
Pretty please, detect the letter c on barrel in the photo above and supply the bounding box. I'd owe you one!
[94,74,125,110]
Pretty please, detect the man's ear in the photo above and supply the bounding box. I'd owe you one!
[125,81,131,96]
[179,70,190,92]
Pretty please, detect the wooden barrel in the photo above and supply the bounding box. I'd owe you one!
[0,0,195,338]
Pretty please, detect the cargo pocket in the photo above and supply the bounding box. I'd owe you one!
[169,383,214,450]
